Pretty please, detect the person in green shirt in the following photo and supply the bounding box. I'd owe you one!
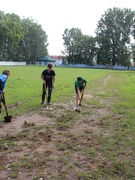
[74,77,87,108]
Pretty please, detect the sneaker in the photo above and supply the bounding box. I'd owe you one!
[75,105,78,109]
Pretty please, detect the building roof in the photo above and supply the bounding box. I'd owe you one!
[38,56,56,62]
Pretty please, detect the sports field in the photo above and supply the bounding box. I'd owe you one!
[0,66,135,179]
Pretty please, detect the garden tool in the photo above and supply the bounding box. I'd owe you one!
[78,91,83,105]
[2,93,12,122]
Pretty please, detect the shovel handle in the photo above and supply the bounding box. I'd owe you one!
[4,104,9,116]
[78,91,83,105]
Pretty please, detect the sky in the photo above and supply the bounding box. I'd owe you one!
[0,0,135,55]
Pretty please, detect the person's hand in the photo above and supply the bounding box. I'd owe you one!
[52,84,55,89]
[43,80,46,85]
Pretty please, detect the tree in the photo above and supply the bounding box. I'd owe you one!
[0,11,48,62]
[81,35,96,65]
[20,18,48,63]
[0,12,24,61]
[131,44,135,67]
[6,13,24,61]
[62,28,96,64]
[0,11,7,58]
[62,28,83,64]
[95,8,135,66]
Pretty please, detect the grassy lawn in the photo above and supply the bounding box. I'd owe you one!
[0,66,135,179]
[0,66,111,116]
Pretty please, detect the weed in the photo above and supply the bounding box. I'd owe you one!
[9,172,18,179]
[77,172,89,180]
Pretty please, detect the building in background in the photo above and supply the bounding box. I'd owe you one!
[50,55,63,65]
[36,56,56,66]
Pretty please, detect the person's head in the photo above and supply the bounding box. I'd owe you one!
[77,77,82,84]
[47,63,53,72]
[2,70,10,77]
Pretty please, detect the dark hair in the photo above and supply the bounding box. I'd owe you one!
[2,70,10,76]
[47,63,53,68]
[77,77,82,81]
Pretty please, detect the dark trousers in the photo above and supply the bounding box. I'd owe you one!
[75,86,84,94]
[42,84,52,104]
[0,93,4,112]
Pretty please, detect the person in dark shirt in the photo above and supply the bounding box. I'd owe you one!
[41,64,56,106]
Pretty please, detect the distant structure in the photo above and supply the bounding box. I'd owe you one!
[50,55,63,65]
[36,56,56,66]
[131,61,135,67]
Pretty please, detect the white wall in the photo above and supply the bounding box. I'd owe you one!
[0,62,26,65]
[55,60,62,65]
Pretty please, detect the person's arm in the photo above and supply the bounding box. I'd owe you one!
[77,88,81,100]
[82,79,87,92]
[83,83,86,91]
[52,76,56,88]
[41,74,46,84]
[0,79,3,92]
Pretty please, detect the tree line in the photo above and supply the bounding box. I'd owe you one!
[0,11,48,63]
[0,8,135,66]
[62,8,135,66]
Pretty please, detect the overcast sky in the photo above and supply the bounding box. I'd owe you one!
[0,0,135,55]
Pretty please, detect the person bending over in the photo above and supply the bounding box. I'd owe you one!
[0,70,10,113]
[74,76,87,108]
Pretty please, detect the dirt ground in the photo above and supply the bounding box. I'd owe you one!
[0,93,104,138]
[0,75,134,180]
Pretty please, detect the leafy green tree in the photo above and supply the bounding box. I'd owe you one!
[62,28,83,64]
[6,13,24,61]
[62,28,96,64]
[0,11,7,58]
[131,44,135,66]
[81,35,96,65]
[96,8,135,66]
[0,12,24,61]
[20,18,48,63]
[0,11,48,63]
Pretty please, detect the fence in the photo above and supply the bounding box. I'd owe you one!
[0,62,26,66]
[56,64,135,70]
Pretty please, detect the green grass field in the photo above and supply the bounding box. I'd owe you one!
[0,66,113,116]
[0,66,135,179]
